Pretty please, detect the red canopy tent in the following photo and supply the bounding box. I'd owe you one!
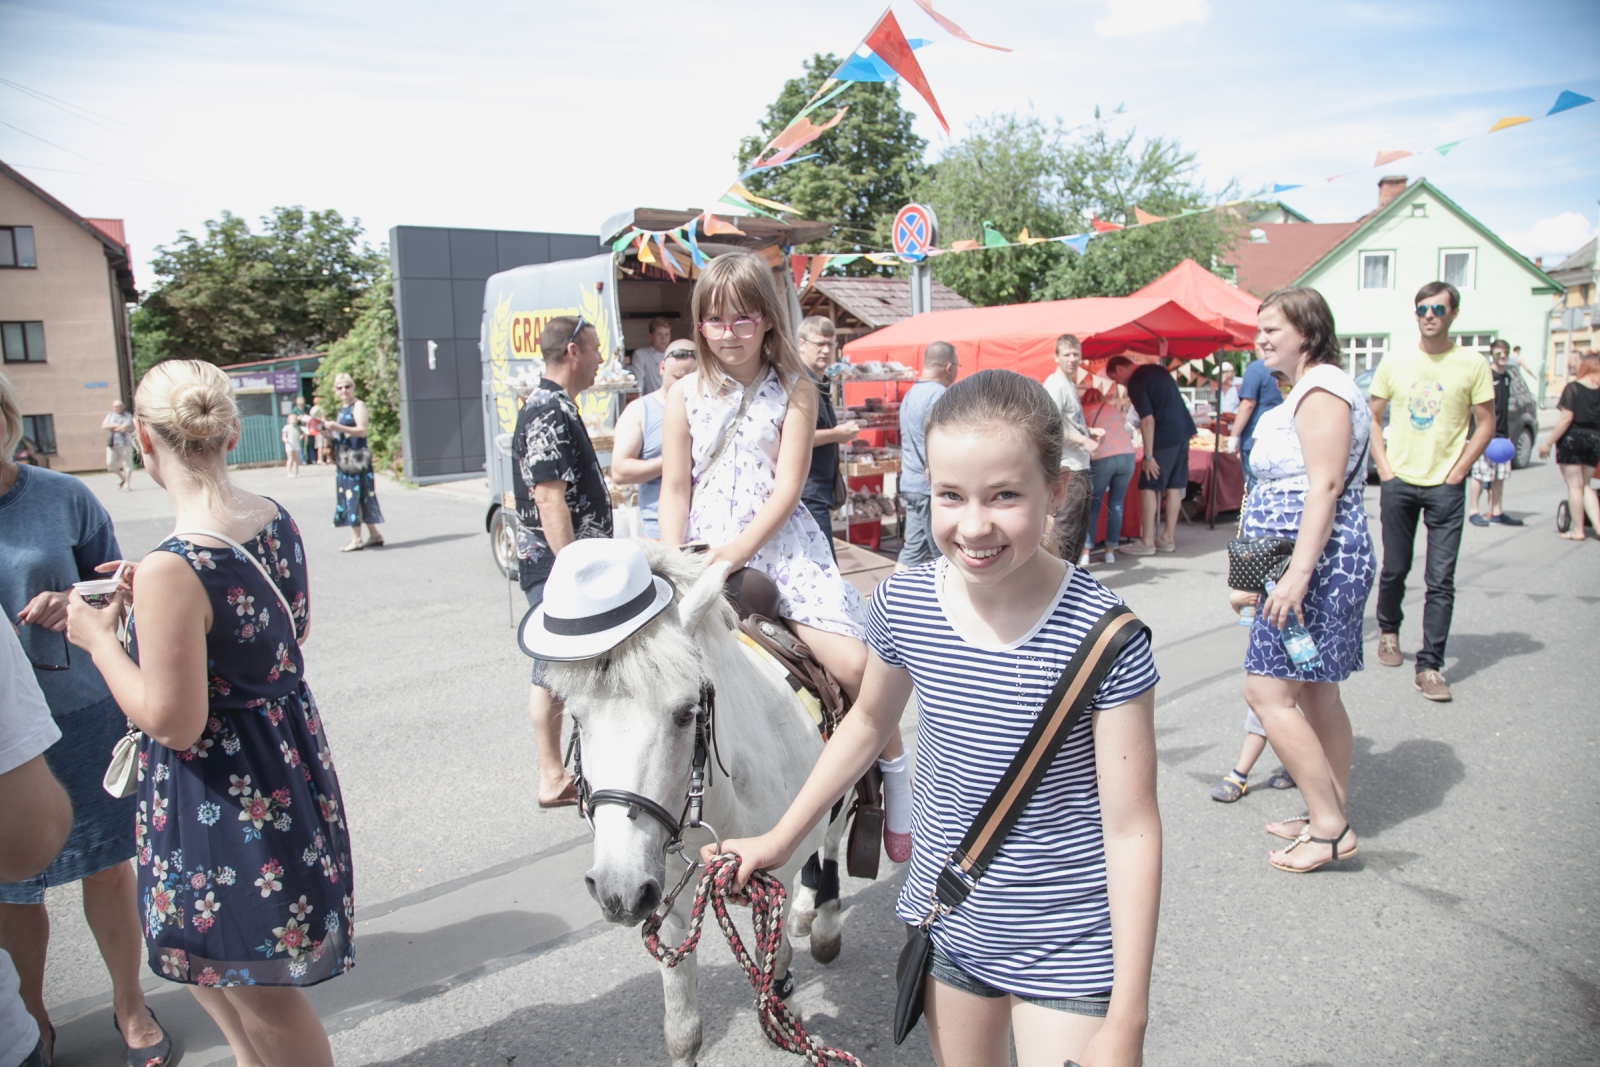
[841,296,1235,378]
[1129,259,1260,350]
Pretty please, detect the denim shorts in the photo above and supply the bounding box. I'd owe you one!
[0,696,137,904]
[928,944,1111,1016]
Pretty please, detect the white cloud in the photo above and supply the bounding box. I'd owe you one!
[1095,0,1211,37]
[1507,211,1598,263]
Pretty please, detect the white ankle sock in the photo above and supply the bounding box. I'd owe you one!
[878,753,912,835]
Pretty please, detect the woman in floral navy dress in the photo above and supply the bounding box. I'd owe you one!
[330,372,385,552]
[68,359,351,1066]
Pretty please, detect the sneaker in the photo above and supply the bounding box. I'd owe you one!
[1123,541,1157,556]
[1078,550,1091,568]
[1414,669,1452,702]
[1155,540,1176,553]
[1469,513,1490,527]
[1490,514,1525,526]
[1103,548,1116,564]
[1376,632,1402,667]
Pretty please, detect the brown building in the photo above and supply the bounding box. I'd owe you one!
[798,276,973,345]
[0,161,137,471]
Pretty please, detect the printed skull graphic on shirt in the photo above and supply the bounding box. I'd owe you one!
[1406,379,1444,431]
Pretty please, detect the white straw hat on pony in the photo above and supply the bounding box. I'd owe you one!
[518,539,674,661]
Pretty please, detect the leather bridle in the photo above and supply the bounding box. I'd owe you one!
[566,680,726,858]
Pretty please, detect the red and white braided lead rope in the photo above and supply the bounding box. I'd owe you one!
[643,855,865,1067]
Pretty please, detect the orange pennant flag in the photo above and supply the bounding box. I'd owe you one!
[756,107,849,169]
[808,255,831,287]
[1488,116,1531,132]
[700,213,745,236]
[1134,207,1168,226]
[1374,149,1413,166]
[949,239,981,252]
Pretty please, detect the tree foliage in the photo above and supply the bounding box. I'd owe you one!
[740,54,928,273]
[137,207,385,368]
[916,111,1243,306]
[313,268,402,472]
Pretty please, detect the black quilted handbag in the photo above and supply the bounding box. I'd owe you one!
[1226,536,1296,592]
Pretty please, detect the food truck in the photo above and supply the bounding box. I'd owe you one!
[479,207,829,577]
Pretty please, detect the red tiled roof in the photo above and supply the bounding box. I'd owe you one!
[84,218,126,248]
[807,276,972,328]
[1222,223,1358,298]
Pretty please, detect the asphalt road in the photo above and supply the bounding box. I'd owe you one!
[37,443,1600,1067]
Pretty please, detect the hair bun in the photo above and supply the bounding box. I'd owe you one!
[170,379,235,443]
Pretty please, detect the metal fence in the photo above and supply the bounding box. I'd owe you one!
[227,414,283,466]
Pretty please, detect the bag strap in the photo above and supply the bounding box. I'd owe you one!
[1341,439,1369,496]
[929,603,1148,918]
[174,528,300,644]
[703,366,770,480]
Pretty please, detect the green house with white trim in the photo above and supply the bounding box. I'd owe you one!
[1226,176,1561,397]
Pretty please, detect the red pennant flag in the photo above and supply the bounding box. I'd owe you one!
[1090,216,1124,233]
[791,254,808,291]
[913,0,1011,51]
[864,10,949,133]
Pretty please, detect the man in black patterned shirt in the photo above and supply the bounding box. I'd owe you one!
[512,315,611,806]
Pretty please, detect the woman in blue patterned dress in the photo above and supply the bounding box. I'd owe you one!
[68,360,350,1066]
[1241,288,1375,874]
[330,373,385,552]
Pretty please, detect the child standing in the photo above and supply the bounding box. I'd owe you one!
[711,370,1162,1067]
[658,252,912,860]
[1210,589,1296,802]
[281,413,302,477]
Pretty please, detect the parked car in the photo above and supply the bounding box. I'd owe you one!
[1352,362,1537,475]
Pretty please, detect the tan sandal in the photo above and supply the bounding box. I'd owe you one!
[1270,823,1356,873]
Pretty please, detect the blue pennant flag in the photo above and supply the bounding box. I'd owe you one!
[1058,234,1092,255]
[1548,90,1595,116]
[1272,183,1302,193]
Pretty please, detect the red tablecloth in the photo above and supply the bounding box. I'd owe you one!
[1089,447,1245,543]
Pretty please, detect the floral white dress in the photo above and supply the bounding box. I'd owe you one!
[683,368,867,639]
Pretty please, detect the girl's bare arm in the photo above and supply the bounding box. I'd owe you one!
[657,380,694,545]
[1082,688,1160,1065]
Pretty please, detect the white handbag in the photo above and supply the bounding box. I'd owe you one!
[102,529,299,798]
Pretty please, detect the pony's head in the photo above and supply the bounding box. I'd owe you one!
[541,545,735,926]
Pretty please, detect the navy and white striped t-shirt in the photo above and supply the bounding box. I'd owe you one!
[868,559,1159,999]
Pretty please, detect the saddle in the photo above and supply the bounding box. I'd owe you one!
[723,568,886,880]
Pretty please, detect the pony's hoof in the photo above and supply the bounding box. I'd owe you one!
[809,900,842,964]
[789,885,817,937]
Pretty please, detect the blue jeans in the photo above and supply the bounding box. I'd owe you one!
[898,493,935,567]
[1087,453,1136,549]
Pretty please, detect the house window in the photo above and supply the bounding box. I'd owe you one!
[1340,335,1388,373]
[1440,248,1475,289]
[20,414,56,455]
[1360,251,1392,290]
[1411,203,1427,217]
[1451,333,1496,356]
[0,227,37,268]
[1,322,47,363]
[1555,341,1566,358]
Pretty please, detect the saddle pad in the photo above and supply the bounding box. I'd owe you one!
[734,630,825,730]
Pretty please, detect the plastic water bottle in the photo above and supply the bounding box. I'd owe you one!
[1264,581,1322,671]
[1237,603,1255,628]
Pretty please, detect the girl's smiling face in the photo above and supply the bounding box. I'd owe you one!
[927,424,1066,586]
[699,297,771,381]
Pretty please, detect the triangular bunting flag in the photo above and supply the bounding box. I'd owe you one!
[1058,234,1091,255]
[808,255,831,287]
[1488,116,1530,132]
[981,221,1010,247]
[791,255,808,291]
[912,0,1012,51]
[611,229,641,252]
[1090,216,1124,233]
[636,235,656,265]
[1134,207,1168,226]
[700,213,745,237]
[863,9,950,132]
[728,184,799,215]
[948,239,981,252]
[1547,90,1594,115]
[751,107,849,171]
[656,235,680,279]
[684,227,707,268]
[1272,183,1302,193]
[1374,149,1412,166]
[1433,141,1460,156]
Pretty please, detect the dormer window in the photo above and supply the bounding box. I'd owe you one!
[1411,203,1427,218]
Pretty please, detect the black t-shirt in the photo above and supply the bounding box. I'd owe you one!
[1126,364,1197,448]
[511,378,613,588]
[804,373,838,507]
[1491,369,1511,436]
[1560,380,1600,433]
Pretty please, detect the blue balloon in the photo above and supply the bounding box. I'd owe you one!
[1486,437,1515,464]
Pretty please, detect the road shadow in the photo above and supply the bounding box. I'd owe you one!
[1347,736,1465,837]
[361,876,932,1066]
[1443,630,1545,686]
[372,532,482,551]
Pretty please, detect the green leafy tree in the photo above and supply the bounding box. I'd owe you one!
[739,53,928,272]
[917,110,1242,305]
[314,268,402,472]
[137,207,385,368]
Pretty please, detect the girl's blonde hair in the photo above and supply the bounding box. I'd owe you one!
[0,371,22,460]
[925,369,1063,485]
[689,252,809,394]
[135,359,239,510]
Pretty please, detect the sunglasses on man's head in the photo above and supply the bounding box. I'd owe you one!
[567,317,588,350]
[1415,304,1450,318]
[665,348,697,360]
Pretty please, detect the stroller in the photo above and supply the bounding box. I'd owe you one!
[1555,456,1600,534]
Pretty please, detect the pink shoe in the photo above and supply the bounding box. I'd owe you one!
[884,830,912,864]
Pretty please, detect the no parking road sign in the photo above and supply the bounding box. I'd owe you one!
[893,203,938,262]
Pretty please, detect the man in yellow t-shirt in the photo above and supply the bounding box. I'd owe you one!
[1367,281,1495,703]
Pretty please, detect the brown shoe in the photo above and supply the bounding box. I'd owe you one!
[1414,669,1452,702]
[1376,632,1402,667]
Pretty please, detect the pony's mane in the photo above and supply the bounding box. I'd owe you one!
[541,543,735,702]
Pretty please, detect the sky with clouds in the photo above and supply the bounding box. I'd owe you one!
[2,0,1597,284]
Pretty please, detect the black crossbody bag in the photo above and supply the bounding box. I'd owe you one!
[893,603,1149,1045]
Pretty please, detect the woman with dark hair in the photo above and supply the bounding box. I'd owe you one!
[1239,287,1375,873]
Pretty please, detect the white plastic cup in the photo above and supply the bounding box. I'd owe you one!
[73,578,120,609]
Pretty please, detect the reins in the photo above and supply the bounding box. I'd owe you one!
[643,855,864,1067]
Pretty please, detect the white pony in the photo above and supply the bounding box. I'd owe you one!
[541,544,847,1067]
